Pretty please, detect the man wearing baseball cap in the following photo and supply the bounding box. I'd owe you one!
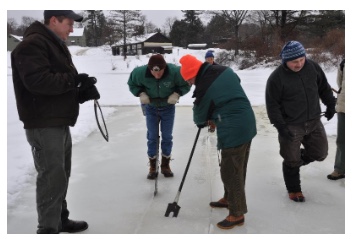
[11,10,99,233]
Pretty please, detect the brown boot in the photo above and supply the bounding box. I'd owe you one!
[210,198,228,208]
[217,215,244,229]
[288,192,305,202]
[147,156,158,180]
[161,155,174,177]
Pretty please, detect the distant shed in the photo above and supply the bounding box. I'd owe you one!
[111,32,173,56]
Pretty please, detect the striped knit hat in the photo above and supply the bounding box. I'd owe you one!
[280,41,306,64]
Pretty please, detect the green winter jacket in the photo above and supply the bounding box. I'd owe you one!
[192,63,257,149]
[128,63,191,107]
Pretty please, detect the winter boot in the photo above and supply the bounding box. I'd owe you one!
[60,219,88,233]
[217,215,244,229]
[161,155,174,177]
[288,192,305,202]
[327,170,345,180]
[147,156,158,180]
[300,148,314,166]
[210,198,228,208]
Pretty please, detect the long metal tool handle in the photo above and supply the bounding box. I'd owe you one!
[177,127,202,194]
[154,115,160,196]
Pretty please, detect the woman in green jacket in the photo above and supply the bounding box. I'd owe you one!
[179,54,257,230]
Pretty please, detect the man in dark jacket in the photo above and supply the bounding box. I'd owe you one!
[204,50,217,132]
[265,41,336,202]
[128,54,190,179]
[179,54,257,230]
[11,10,100,234]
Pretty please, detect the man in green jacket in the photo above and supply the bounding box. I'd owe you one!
[128,54,191,179]
[179,54,257,230]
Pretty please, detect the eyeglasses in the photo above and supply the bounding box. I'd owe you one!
[151,66,163,72]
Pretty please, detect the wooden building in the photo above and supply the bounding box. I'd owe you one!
[66,27,86,47]
[111,32,172,56]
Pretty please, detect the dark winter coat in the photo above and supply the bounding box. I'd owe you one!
[192,63,257,149]
[128,63,191,107]
[11,21,79,129]
[265,59,336,125]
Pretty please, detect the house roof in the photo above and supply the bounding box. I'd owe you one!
[9,28,84,41]
[113,32,159,46]
[70,28,84,37]
[10,34,23,41]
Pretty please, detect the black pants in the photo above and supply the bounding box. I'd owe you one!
[279,119,328,192]
[26,126,72,233]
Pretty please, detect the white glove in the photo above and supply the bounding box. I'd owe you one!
[167,92,180,104]
[139,92,150,104]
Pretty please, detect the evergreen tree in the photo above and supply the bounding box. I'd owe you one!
[85,10,106,46]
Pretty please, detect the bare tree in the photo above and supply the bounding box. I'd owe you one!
[162,17,178,36]
[7,18,18,34]
[109,10,142,60]
[208,10,249,55]
[262,10,309,43]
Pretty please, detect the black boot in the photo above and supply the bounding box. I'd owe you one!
[301,148,314,166]
[37,227,59,234]
[147,157,158,180]
[161,155,174,177]
[60,219,88,233]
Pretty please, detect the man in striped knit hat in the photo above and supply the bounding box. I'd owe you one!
[265,41,336,203]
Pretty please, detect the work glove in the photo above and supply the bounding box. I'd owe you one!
[139,92,150,104]
[274,124,294,141]
[78,85,100,104]
[208,120,216,133]
[167,92,180,104]
[74,73,97,90]
[324,106,336,121]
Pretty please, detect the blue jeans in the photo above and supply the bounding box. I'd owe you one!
[145,104,175,158]
[334,113,345,174]
[25,126,72,233]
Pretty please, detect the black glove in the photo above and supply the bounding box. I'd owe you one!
[78,85,100,104]
[324,106,336,121]
[274,124,294,141]
[74,73,97,90]
[197,123,207,129]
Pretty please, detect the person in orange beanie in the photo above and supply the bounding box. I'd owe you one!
[179,54,257,230]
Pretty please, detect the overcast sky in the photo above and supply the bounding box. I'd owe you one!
[7,10,184,29]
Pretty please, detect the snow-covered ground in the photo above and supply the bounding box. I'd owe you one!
[6,46,345,235]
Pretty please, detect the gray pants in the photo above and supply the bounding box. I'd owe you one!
[25,126,72,233]
[334,113,345,174]
[279,118,328,192]
[220,141,251,217]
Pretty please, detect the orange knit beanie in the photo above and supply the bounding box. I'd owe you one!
[179,54,203,80]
